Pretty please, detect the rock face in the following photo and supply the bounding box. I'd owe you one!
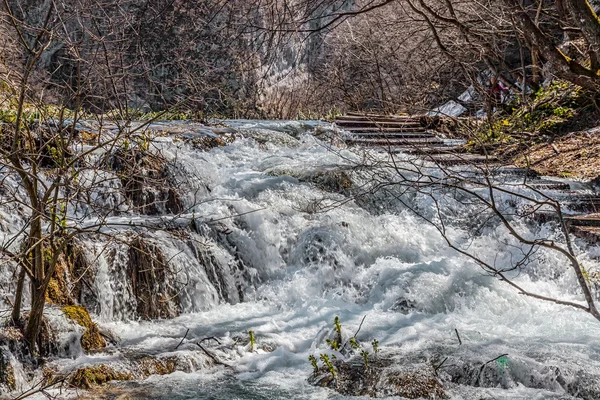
[127,237,181,320]
[309,357,445,399]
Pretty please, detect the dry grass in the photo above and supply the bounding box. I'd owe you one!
[512,129,600,179]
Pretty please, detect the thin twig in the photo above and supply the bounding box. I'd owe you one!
[454,328,462,346]
[199,336,222,345]
[175,328,189,350]
[196,343,232,368]
[353,315,367,338]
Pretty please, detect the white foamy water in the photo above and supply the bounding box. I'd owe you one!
[2,120,600,399]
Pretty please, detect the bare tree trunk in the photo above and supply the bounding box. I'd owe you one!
[502,0,599,90]
[10,266,26,325]
[24,281,47,353]
[563,0,600,72]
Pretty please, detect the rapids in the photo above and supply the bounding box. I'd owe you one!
[1,120,600,399]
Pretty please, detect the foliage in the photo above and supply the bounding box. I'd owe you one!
[471,80,593,147]
[248,330,256,352]
[319,353,337,380]
[371,339,380,354]
[308,355,319,374]
[360,349,370,369]
[311,316,381,377]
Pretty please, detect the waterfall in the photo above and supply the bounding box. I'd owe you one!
[0,120,599,399]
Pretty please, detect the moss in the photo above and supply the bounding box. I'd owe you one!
[69,364,132,389]
[137,357,177,376]
[62,305,106,351]
[302,170,353,194]
[44,248,76,306]
[0,349,16,392]
[187,135,229,150]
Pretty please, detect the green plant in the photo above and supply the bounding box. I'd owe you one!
[371,339,380,354]
[326,316,343,351]
[360,350,370,369]
[308,355,319,374]
[248,330,256,352]
[349,337,360,350]
[320,353,336,380]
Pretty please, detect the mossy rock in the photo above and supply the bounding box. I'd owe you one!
[310,357,445,399]
[0,348,16,392]
[301,170,353,194]
[69,364,132,389]
[46,255,75,306]
[186,135,230,150]
[137,356,177,376]
[62,306,106,351]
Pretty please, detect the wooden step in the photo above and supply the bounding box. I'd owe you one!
[344,132,434,139]
[345,137,444,146]
[336,120,423,129]
[342,126,429,133]
[570,226,600,244]
[565,213,600,227]
[527,180,572,191]
[424,153,499,166]
[388,146,464,154]
[337,115,424,124]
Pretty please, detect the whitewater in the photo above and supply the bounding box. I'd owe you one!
[2,120,600,399]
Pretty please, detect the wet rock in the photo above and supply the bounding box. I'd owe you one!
[242,128,300,147]
[137,356,177,376]
[182,134,231,150]
[0,347,16,392]
[46,253,76,306]
[68,243,100,314]
[391,298,418,314]
[310,356,445,399]
[108,145,182,215]
[0,327,27,357]
[68,364,132,389]
[443,354,600,400]
[127,237,181,320]
[61,305,106,352]
[300,170,353,194]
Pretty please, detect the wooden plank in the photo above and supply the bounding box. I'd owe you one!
[424,154,498,165]
[565,213,600,227]
[335,120,423,128]
[392,146,465,154]
[345,137,444,146]
[336,115,423,123]
[344,132,434,138]
[341,126,428,133]
[570,226,600,244]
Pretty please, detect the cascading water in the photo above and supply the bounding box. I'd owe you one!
[1,120,600,399]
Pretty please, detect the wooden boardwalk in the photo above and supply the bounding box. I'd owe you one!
[335,113,600,246]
